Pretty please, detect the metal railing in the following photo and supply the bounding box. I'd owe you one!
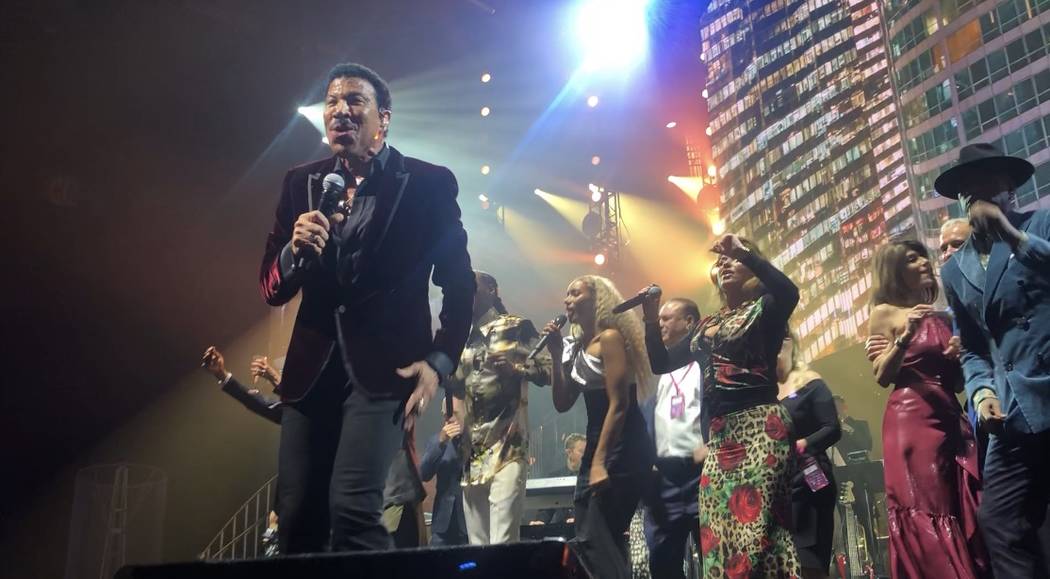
[199,475,277,560]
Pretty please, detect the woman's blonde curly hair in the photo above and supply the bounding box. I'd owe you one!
[569,275,653,401]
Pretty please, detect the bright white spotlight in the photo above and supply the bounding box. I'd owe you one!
[587,95,600,108]
[591,155,601,166]
[574,0,652,71]
[666,121,677,128]
[534,188,546,196]
[667,175,704,202]
[478,193,489,203]
[297,102,326,136]
[594,253,607,266]
[481,165,491,175]
[481,106,491,117]
[701,89,709,99]
[481,72,492,83]
[707,165,717,178]
[591,190,603,203]
[711,218,726,236]
[705,126,713,136]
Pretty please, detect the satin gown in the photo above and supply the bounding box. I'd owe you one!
[882,315,990,578]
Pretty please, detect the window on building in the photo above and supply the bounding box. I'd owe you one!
[995,91,1018,123]
[987,50,1009,83]
[948,19,983,62]
[1016,77,1037,114]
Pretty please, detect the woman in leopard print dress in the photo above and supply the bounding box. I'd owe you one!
[648,234,801,578]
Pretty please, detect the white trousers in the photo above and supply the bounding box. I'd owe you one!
[462,459,526,545]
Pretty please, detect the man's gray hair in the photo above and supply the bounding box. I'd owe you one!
[940,217,969,234]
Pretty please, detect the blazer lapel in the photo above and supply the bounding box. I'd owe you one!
[982,211,1035,313]
[307,171,323,211]
[955,241,986,294]
[355,149,411,276]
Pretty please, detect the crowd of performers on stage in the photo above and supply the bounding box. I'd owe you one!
[199,61,1050,578]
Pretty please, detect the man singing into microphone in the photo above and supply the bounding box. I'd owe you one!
[259,63,474,554]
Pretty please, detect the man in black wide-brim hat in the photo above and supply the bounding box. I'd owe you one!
[938,143,1050,577]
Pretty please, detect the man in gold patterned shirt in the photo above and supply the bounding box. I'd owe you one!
[450,271,552,545]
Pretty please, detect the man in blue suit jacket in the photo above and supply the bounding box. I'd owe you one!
[420,415,468,546]
[938,143,1050,577]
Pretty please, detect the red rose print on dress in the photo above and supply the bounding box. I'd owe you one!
[764,452,777,468]
[728,484,763,524]
[700,474,711,488]
[716,440,747,471]
[699,525,720,556]
[764,412,789,440]
[725,552,752,579]
[710,415,726,433]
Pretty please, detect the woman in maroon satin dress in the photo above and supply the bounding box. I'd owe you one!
[867,240,989,579]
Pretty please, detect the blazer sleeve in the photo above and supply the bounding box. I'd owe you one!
[944,278,996,405]
[1014,210,1050,271]
[221,376,283,425]
[419,434,445,482]
[645,322,694,374]
[260,169,306,306]
[425,168,476,381]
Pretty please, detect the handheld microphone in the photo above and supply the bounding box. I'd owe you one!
[612,284,662,314]
[529,314,568,360]
[295,173,346,271]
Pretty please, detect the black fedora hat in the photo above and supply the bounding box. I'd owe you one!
[934,143,1034,199]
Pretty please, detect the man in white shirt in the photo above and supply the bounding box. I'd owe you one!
[641,298,706,579]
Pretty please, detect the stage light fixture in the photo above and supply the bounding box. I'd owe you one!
[594,252,607,266]
[705,126,713,136]
[701,89,709,99]
[481,72,492,83]
[587,95,600,107]
[591,190,603,203]
[481,165,491,175]
[591,155,601,165]
[478,193,489,203]
[533,188,546,196]
[574,0,652,71]
[481,106,491,117]
[666,121,677,128]
[711,218,726,236]
[708,165,717,177]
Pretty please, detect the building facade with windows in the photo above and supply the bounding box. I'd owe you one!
[887,0,1050,244]
[699,0,915,360]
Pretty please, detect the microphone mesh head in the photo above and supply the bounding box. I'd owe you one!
[554,314,568,327]
[322,173,345,191]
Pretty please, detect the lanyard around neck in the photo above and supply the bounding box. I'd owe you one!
[669,362,695,397]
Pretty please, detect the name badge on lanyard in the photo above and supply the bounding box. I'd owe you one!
[669,362,694,420]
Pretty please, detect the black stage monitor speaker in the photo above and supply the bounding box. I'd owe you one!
[116,539,589,579]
